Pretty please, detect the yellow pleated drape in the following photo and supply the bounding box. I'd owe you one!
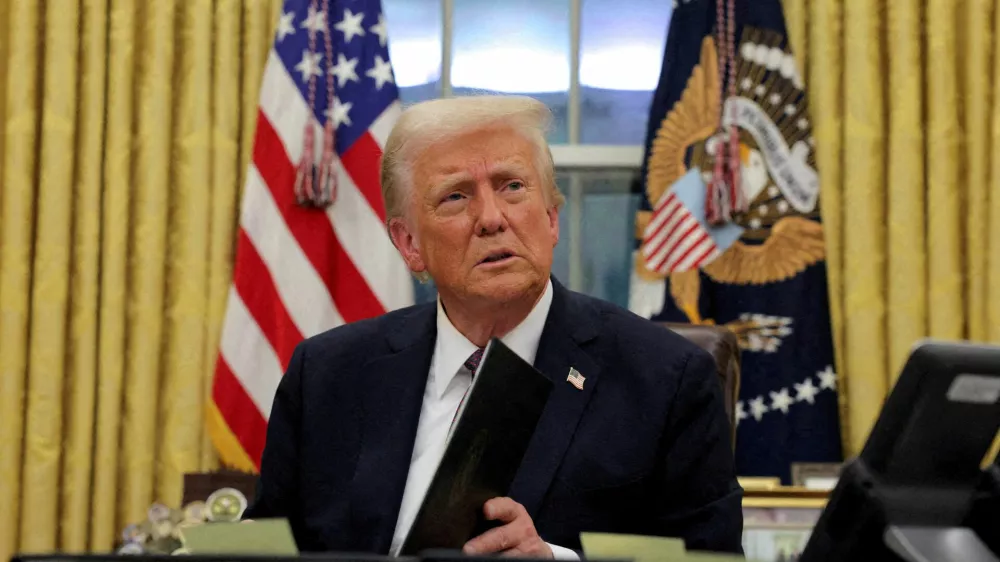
[0,1,284,559]
[784,0,1000,456]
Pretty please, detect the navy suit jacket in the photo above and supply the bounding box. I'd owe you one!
[245,278,744,554]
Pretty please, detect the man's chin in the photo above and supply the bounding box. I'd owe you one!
[467,269,543,302]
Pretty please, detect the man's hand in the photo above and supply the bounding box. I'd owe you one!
[463,497,553,558]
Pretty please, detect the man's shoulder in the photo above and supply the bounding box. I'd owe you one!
[566,289,711,369]
[297,301,435,358]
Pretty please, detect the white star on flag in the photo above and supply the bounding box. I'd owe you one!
[329,53,359,87]
[366,55,394,90]
[795,378,820,404]
[736,401,747,424]
[301,6,326,33]
[325,96,353,128]
[749,396,768,421]
[818,366,838,390]
[276,11,296,42]
[369,13,389,47]
[770,388,794,414]
[294,50,323,81]
[335,8,366,43]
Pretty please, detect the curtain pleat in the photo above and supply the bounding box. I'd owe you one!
[203,0,245,471]
[963,0,995,343]
[885,0,925,384]
[120,0,178,526]
[61,0,109,552]
[926,0,964,340]
[20,0,81,553]
[157,0,214,507]
[991,0,1000,344]
[841,0,888,455]
[91,0,136,551]
[0,2,42,558]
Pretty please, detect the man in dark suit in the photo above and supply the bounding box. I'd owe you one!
[245,95,743,558]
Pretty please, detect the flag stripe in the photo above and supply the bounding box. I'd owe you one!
[242,165,345,336]
[253,112,386,322]
[648,212,695,268]
[341,131,387,221]
[644,195,680,241]
[213,356,268,467]
[219,287,284,417]
[643,200,683,257]
[648,217,697,271]
[233,229,304,369]
[669,231,715,272]
[369,101,401,147]
[643,197,679,248]
[324,164,413,312]
[660,220,703,271]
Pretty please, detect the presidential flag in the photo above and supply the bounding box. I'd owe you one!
[629,0,842,482]
[208,0,414,471]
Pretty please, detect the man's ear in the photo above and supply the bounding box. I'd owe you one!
[388,217,427,274]
[547,205,560,247]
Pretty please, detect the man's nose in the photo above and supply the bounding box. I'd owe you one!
[474,186,505,235]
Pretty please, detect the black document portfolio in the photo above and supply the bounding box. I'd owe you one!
[398,337,553,556]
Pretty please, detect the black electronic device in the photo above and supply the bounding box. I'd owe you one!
[800,340,1000,562]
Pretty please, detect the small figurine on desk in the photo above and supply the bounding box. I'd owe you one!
[116,487,248,555]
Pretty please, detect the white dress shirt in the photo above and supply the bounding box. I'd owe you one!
[388,279,577,560]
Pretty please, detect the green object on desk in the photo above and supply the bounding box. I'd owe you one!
[180,519,299,555]
[580,532,748,562]
[580,532,685,562]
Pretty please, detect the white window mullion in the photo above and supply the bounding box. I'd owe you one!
[551,145,645,170]
[441,0,453,97]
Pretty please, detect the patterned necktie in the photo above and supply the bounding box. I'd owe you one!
[463,347,485,375]
[451,347,485,431]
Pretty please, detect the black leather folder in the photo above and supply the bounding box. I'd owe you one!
[398,337,553,556]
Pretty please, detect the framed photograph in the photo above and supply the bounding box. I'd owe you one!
[740,483,828,562]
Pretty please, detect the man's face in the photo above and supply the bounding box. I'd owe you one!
[389,124,560,305]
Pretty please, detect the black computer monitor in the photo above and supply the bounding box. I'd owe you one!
[800,340,1000,562]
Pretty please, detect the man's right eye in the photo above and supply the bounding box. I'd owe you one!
[443,192,464,202]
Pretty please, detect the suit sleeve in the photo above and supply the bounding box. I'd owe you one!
[244,342,306,521]
[653,348,744,554]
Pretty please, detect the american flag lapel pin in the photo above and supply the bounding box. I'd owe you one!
[566,367,585,391]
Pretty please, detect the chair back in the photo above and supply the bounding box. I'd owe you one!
[660,322,741,450]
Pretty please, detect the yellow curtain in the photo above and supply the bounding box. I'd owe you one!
[0,0,283,559]
[785,0,1000,456]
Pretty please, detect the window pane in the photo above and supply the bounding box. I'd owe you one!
[452,0,570,143]
[383,0,442,103]
[580,0,672,144]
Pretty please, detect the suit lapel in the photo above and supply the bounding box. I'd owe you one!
[509,279,602,518]
[348,304,436,554]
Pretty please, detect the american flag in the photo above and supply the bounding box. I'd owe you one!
[208,0,414,471]
[641,169,744,275]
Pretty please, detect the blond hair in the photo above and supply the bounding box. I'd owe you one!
[379,95,565,227]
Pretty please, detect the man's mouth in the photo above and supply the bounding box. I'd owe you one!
[479,251,515,265]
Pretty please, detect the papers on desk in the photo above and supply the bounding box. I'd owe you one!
[580,532,751,562]
[179,519,299,555]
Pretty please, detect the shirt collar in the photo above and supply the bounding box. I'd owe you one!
[431,279,554,399]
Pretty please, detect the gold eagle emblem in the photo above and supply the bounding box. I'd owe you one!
[635,29,826,323]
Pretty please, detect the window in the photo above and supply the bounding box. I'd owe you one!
[382,0,671,306]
